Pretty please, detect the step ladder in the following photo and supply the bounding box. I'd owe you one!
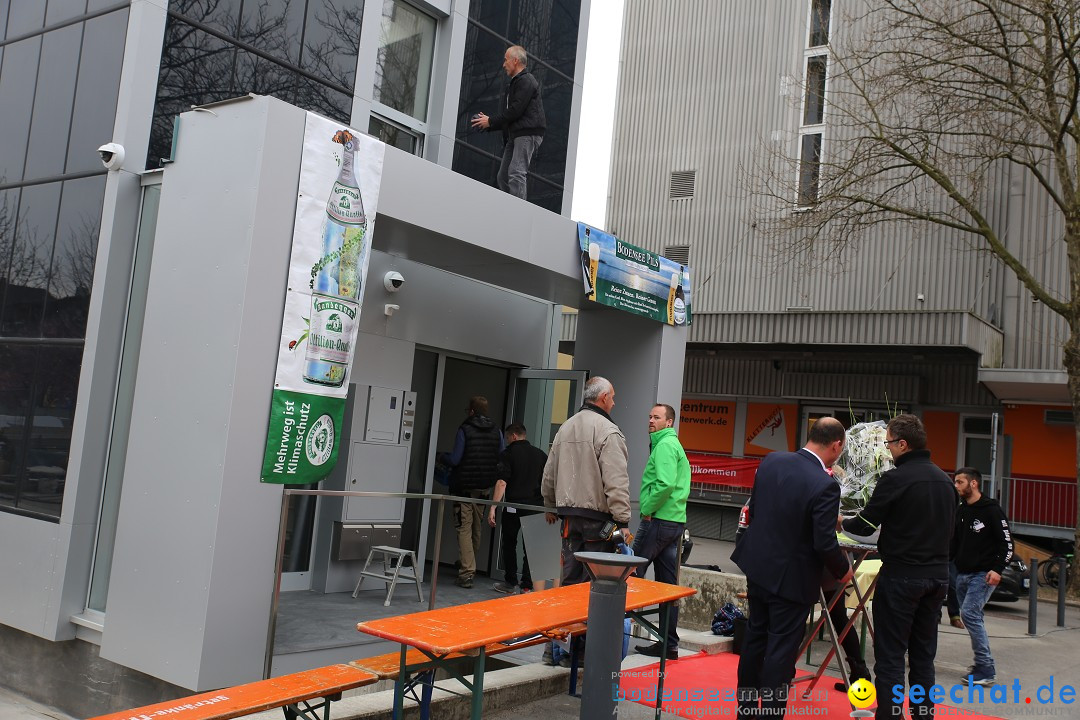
[352,546,423,607]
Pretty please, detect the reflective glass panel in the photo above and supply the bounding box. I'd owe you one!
[456,24,506,154]
[67,9,127,173]
[528,65,569,187]
[798,133,822,205]
[511,0,579,78]
[0,0,9,40]
[373,0,435,121]
[292,72,353,124]
[7,0,46,37]
[0,37,43,184]
[810,0,831,47]
[46,0,88,25]
[43,176,105,339]
[369,114,418,154]
[451,141,498,189]
[803,56,826,125]
[25,24,82,181]
[0,345,35,512]
[298,0,363,92]
[169,0,243,37]
[1,184,62,338]
[236,0,305,67]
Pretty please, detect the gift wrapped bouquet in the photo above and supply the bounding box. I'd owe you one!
[831,420,894,514]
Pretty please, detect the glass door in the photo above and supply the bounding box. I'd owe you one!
[507,370,587,453]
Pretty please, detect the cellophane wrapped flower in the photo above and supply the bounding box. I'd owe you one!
[831,420,895,514]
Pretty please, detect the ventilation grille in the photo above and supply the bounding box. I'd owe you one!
[669,170,696,200]
[664,245,690,266]
[1044,409,1074,425]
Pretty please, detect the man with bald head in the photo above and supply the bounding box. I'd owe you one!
[732,416,852,719]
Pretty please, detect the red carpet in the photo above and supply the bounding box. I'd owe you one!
[618,653,1005,718]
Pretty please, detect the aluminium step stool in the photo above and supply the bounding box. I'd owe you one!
[352,545,423,607]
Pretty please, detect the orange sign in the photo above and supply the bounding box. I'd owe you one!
[745,403,798,456]
[678,398,735,453]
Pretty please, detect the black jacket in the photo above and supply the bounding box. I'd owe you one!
[497,439,547,506]
[952,496,1013,574]
[730,449,849,604]
[450,415,501,492]
[486,69,546,141]
[842,449,957,579]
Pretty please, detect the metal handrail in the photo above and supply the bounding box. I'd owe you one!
[264,489,551,678]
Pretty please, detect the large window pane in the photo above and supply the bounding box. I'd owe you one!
[46,0,88,25]
[369,115,419,154]
[810,0,831,47]
[373,0,435,121]
[0,0,10,40]
[170,0,243,37]
[298,0,363,92]
[0,37,43,184]
[1,184,62,338]
[292,72,353,124]
[43,176,105,339]
[803,55,826,125]
[529,65,569,186]
[236,0,306,67]
[67,9,127,174]
[24,24,83,181]
[7,0,46,37]
[456,24,508,154]
[511,0,579,79]
[0,345,35,512]
[452,141,498,188]
[798,133,822,206]
[0,189,15,292]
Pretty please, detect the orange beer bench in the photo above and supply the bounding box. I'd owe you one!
[85,664,378,720]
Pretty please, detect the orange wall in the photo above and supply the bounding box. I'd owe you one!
[1004,405,1076,479]
[678,398,735,453]
[923,410,959,474]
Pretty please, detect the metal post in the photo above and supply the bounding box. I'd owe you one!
[1027,558,1038,636]
[264,490,292,678]
[429,497,445,611]
[576,551,648,720]
[1057,557,1067,627]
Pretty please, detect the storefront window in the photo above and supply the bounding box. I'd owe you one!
[372,0,436,122]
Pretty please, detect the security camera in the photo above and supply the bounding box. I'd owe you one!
[383,271,405,292]
[97,143,125,171]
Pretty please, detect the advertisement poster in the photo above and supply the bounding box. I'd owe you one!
[686,453,761,489]
[577,223,691,326]
[261,113,386,484]
[744,403,798,456]
[678,398,735,453]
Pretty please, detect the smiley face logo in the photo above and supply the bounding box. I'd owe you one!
[847,678,876,709]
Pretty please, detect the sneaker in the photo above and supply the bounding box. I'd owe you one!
[519,587,533,594]
[542,646,555,666]
[454,576,473,589]
[493,582,518,594]
[963,667,995,686]
[834,663,871,692]
[635,641,679,660]
[950,616,965,629]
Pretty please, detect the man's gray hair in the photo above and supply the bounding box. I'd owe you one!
[507,45,528,66]
[584,376,612,403]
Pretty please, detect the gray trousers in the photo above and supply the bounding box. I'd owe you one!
[497,135,543,198]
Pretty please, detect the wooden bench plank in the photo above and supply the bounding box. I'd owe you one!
[87,664,377,720]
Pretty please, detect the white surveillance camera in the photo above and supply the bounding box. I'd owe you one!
[97,143,125,171]
[383,271,405,292]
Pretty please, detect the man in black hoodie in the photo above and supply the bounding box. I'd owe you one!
[841,414,957,720]
[952,467,1012,687]
[487,423,547,594]
[445,396,504,588]
[470,45,546,199]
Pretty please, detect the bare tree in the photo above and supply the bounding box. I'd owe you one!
[747,0,1080,594]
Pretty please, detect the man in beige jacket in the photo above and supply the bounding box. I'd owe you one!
[541,376,632,585]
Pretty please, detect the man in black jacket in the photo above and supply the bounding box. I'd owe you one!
[487,423,547,594]
[952,467,1012,687]
[470,45,546,199]
[841,414,958,719]
[444,396,504,588]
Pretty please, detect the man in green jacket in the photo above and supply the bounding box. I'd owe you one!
[633,403,692,660]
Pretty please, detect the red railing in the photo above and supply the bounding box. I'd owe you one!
[999,476,1078,530]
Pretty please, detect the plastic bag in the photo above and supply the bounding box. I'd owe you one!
[711,602,745,636]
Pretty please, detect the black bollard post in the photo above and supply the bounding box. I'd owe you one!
[1027,558,1038,636]
[575,551,648,720]
[1057,557,1067,627]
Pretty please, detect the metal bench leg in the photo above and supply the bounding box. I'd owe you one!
[352,548,377,598]
[419,669,434,720]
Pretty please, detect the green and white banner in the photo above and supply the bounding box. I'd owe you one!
[577,222,692,326]
[261,113,386,484]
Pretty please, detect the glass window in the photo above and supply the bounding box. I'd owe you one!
[369,114,419,154]
[0,0,10,40]
[170,0,243,37]
[0,37,43,184]
[298,0,363,92]
[511,0,579,79]
[236,0,306,67]
[42,176,105,339]
[373,0,435,122]
[798,133,822,206]
[24,24,82,181]
[45,0,88,25]
[809,0,831,47]
[452,141,499,189]
[803,55,826,125]
[0,188,16,308]
[67,9,127,174]
[456,24,509,151]
[528,65,570,186]
[0,345,35,513]
[292,72,353,125]
[7,0,46,37]
[1,184,62,338]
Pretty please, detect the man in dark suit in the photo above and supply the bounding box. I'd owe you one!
[731,417,852,718]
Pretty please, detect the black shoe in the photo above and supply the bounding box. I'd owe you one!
[834,664,871,692]
[454,576,473,589]
[635,641,678,660]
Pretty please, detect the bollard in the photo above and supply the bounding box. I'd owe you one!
[575,551,648,720]
[1027,558,1038,636]
[1057,557,1067,627]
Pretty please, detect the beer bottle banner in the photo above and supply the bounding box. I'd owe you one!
[261,113,386,484]
[576,222,693,326]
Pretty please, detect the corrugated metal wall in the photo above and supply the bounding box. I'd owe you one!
[608,0,1067,373]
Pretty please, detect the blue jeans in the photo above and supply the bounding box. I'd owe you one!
[872,575,948,719]
[497,135,542,198]
[632,517,683,649]
[955,571,997,673]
